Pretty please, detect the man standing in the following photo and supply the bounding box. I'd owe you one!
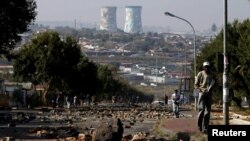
[171,89,180,118]
[194,61,215,133]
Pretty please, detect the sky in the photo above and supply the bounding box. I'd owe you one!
[35,0,250,32]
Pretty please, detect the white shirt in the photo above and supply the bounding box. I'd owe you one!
[171,93,180,103]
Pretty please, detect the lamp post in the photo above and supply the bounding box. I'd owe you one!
[164,12,196,76]
[164,12,197,108]
[223,0,229,125]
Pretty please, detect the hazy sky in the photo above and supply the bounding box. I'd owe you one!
[36,0,250,32]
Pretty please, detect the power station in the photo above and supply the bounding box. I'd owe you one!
[99,6,143,33]
[124,6,142,33]
[100,6,117,32]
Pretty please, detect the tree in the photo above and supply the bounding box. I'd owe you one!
[69,57,99,99]
[14,31,83,104]
[196,19,250,107]
[14,31,154,105]
[0,0,37,55]
[97,65,117,98]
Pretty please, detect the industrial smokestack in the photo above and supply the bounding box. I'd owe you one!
[100,6,117,32]
[124,6,142,33]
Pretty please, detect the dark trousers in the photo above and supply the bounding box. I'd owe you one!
[172,102,179,118]
[197,92,212,131]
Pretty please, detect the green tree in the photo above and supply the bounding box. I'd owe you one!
[0,0,37,55]
[196,19,250,107]
[71,57,99,99]
[14,31,82,104]
[14,31,153,105]
[97,64,117,98]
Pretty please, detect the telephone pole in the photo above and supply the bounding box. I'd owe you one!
[223,0,229,125]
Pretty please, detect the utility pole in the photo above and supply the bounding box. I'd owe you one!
[223,0,229,125]
[155,51,158,85]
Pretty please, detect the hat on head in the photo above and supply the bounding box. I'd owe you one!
[203,61,210,66]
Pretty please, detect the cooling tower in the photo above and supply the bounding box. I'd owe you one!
[100,6,117,32]
[124,6,142,33]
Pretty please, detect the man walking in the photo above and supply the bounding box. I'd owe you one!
[171,89,180,118]
[194,61,215,133]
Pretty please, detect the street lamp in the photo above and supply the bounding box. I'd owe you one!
[164,12,197,76]
[164,11,197,108]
